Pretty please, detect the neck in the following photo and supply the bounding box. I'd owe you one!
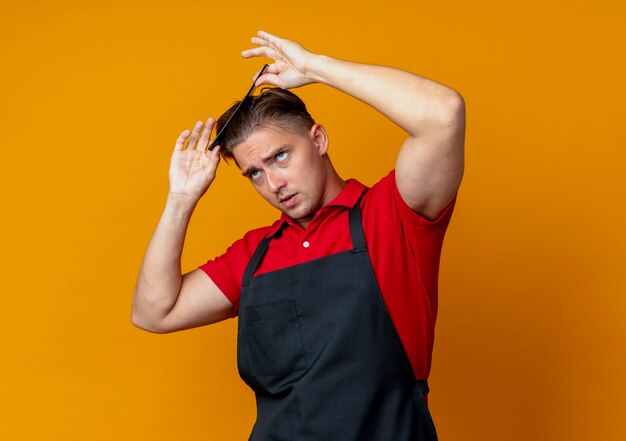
[321,168,347,206]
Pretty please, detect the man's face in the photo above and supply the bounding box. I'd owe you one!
[232,123,330,228]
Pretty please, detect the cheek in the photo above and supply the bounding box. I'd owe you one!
[301,161,324,188]
[253,183,269,198]
[254,183,279,206]
[291,158,315,184]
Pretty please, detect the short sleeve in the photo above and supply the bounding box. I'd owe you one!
[363,169,456,266]
[198,227,271,317]
[387,169,456,228]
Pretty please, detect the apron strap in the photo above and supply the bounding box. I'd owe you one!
[415,379,430,394]
[348,189,368,251]
[242,236,272,286]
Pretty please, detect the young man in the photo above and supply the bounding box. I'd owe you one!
[132,30,465,440]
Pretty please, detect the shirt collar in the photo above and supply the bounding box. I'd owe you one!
[265,178,367,238]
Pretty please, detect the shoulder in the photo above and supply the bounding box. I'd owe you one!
[198,219,281,277]
[198,220,281,316]
[359,170,457,269]
[224,221,279,258]
[361,169,457,228]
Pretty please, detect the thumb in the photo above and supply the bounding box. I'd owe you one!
[202,145,221,170]
[255,73,283,89]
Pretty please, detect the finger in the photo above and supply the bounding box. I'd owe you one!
[251,37,280,54]
[242,46,276,59]
[251,33,283,52]
[209,145,221,163]
[198,117,215,151]
[264,63,280,75]
[174,129,191,152]
[251,66,269,83]
[255,73,281,88]
[187,120,204,150]
[251,36,271,47]
[204,145,219,157]
[200,145,221,169]
[252,64,280,85]
[257,30,282,46]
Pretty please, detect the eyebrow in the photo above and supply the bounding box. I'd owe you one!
[241,144,292,177]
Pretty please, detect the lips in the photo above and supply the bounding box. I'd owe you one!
[279,193,298,208]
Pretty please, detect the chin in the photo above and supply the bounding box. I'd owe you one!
[285,203,314,222]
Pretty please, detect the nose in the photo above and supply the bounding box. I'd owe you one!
[265,169,286,194]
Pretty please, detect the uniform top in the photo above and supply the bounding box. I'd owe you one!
[199,169,456,380]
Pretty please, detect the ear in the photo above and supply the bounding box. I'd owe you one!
[309,123,329,156]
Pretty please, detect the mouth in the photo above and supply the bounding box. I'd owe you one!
[279,193,298,208]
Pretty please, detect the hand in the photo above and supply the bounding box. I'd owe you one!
[168,118,221,203]
[242,30,319,89]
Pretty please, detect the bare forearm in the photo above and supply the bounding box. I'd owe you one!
[307,55,461,136]
[132,194,197,328]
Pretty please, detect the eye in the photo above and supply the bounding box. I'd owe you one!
[249,169,262,180]
[275,151,288,162]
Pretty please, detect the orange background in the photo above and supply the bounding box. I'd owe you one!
[1,1,625,439]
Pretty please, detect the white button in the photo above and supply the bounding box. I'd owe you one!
[303,241,310,248]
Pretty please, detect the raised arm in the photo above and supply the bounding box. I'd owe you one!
[131,118,232,333]
[242,30,465,220]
